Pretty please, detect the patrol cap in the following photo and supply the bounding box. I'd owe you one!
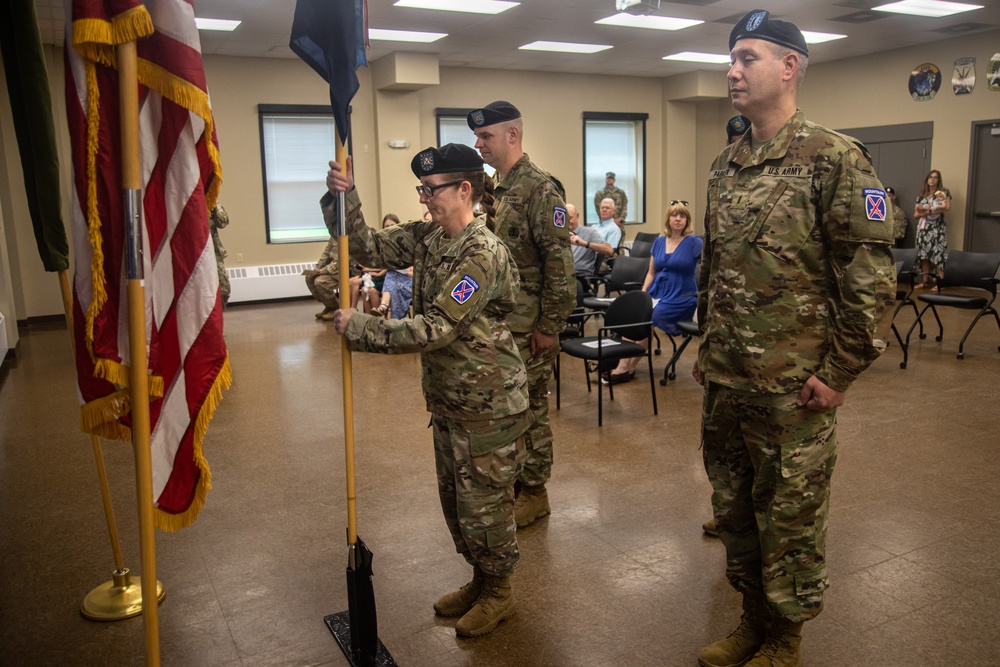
[410,143,484,178]
[726,115,750,141]
[606,171,616,179]
[729,10,809,58]
[467,101,522,130]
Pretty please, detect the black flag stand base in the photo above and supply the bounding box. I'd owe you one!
[324,536,396,667]
[324,612,396,667]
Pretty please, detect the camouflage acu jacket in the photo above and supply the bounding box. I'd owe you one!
[493,154,576,336]
[593,184,628,222]
[321,190,528,421]
[697,111,896,394]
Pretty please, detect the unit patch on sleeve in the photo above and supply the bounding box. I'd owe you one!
[451,274,481,304]
[863,188,887,221]
[553,205,567,228]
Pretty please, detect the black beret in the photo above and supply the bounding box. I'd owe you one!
[729,10,808,58]
[726,115,750,140]
[467,101,522,130]
[410,143,484,178]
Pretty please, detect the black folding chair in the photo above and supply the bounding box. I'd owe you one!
[888,247,921,368]
[557,291,658,426]
[903,250,1000,363]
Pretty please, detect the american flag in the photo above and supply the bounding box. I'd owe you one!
[66,0,230,531]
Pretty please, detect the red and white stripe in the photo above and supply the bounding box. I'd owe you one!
[67,0,228,529]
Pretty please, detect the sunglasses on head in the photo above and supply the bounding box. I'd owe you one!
[670,200,689,206]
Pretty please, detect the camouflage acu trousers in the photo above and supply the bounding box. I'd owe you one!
[306,273,339,309]
[702,382,837,622]
[512,332,558,488]
[432,412,529,578]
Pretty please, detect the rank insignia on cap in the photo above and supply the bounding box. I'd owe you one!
[451,274,480,304]
[471,110,485,126]
[553,206,567,228]
[746,11,767,32]
[420,151,434,172]
[863,188,887,221]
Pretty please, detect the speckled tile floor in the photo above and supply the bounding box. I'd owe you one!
[1,298,998,666]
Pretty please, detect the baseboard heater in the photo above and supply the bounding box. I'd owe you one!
[227,263,314,304]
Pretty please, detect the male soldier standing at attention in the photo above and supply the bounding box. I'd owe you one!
[468,101,575,528]
[694,11,895,667]
[593,171,628,226]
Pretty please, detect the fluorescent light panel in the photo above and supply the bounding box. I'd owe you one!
[368,28,447,43]
[801,31,848,44]
[520,41,612,54]
[663,51,731,64]
[596,13,703,31]
[195,18,241,31]
[872,1,983,17]
[394,0,519,14]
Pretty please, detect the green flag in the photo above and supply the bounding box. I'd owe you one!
[0,0,69,272]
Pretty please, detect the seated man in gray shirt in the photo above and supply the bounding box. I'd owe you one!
[567,203,613,276]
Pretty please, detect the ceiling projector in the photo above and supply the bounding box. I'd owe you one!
[616,0,659,16]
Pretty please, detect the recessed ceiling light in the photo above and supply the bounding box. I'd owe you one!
[801,31,848,44]
[394,0,519,14]
[520,41,613,54]
[368,28,447,43]
[195,18,241,31]
[596,13,703,31]
[663,52,731,64]
[872,1,983,18]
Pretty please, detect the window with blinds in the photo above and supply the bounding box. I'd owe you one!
[436,110,496,177]
[259,106,343,243]
[583,113,647,226]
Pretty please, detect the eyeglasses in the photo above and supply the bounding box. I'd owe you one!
[415,180,464,198]
[670,200,689,206]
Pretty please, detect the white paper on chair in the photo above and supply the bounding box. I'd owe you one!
[651,298,659,307]
[581,339,622,348]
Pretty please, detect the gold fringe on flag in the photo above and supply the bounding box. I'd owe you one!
[153,353,232,532]
[71,5,153,68]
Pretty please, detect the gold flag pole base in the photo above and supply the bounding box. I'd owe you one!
[81,568,165,621]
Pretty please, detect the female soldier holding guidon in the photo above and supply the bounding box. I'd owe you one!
[323,144,530,638]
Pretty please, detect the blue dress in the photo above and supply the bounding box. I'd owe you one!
[647,234,703,335]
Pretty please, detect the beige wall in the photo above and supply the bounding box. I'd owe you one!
[3,30,998,320]
[799,30,1000,251]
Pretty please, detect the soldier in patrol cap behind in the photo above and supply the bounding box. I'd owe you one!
[324,143,530,638]
[593,171,628,226]
[694,10,895,667]
[468,101,576,528]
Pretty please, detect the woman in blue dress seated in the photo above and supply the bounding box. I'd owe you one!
[602,200,703,384]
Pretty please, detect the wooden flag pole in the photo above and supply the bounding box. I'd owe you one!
[117,40,161,666]
[335,132,358,546]
[59,268,164,621]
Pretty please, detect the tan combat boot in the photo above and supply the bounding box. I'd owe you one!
[315,306,333,319]
[698,590,767,667]
[454,575,516,638]
[702,518,719,537]
[433,569,483,617]
[514,485,550,528]
[744,618,803,667]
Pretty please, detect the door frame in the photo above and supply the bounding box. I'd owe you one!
[964,118,1000,251]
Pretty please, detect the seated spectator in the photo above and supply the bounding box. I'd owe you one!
[602,201,703,384]
[590,197,623,251]
[566,203,613,277]
[304,237,360,321]
[372,214,414,318]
